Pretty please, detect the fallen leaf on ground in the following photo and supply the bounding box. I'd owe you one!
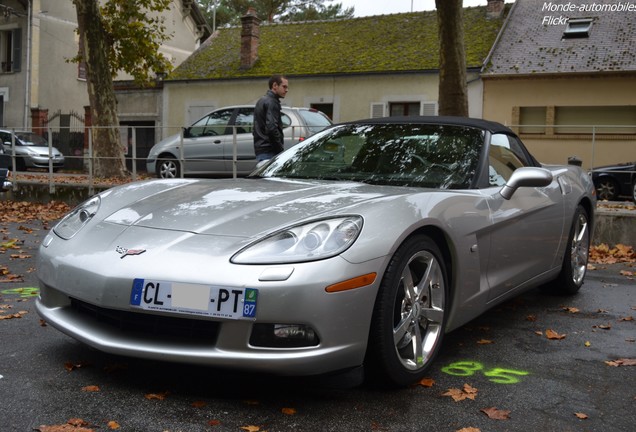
[477,339,493,345]
[575,412,589,419]
[417,377,435,387]
[191,400,207,408]
[456,428,481,432]
[442,384,478,402]
[81,385,100,392]
[281,407,297,415]
[605,358,636,367]
[107,421,120,430]
[240,426,261,432]
[562,306,580,313]
[481,407,511,420]
[144,391,169,400]
[545,329,566,340]
[37,418,94,432]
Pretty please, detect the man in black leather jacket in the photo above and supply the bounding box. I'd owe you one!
[253,75,289,162]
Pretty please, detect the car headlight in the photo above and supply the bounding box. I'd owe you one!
[53,196,101,239]
[232,216,363,264]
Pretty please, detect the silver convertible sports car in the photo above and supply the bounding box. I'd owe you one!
[36,117,596,387]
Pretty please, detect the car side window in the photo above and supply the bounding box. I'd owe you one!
[281,113,292,128]
[488,134,530,186]
[0,132,11,145]
[189,109,233,138]
[233,108,255,134]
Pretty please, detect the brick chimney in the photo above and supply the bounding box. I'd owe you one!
[486,0,505,18]
[240,8,261,70]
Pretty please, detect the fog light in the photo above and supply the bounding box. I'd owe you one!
[250,323,320,348]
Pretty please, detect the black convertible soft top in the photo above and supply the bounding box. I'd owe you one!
[343,116,515,135]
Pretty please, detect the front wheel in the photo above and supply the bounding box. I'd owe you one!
[632,180,636,204]
[156,157,180,179]
[366,235,448,387]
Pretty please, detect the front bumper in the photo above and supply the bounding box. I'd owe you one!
[36,227,384,376]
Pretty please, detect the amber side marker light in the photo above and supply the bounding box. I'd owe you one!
[325,273,377,293]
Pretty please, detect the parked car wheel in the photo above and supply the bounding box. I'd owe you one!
[367,235,448,387]
[632,181,636,204]
[594,178,619,201]
[546,205,590,295]
[157,157,180,179]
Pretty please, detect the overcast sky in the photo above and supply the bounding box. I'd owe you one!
[337,0,493,17]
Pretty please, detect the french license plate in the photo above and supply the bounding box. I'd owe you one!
[130,278,257,320]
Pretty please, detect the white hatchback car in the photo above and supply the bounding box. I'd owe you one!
[147,105,332,178]
[0,129,65,171]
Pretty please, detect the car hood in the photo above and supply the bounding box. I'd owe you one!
[103,178,408,238]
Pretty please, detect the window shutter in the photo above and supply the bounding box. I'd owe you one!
[370,103,386,118]
[12,29,21,72]
[420,102,437,116]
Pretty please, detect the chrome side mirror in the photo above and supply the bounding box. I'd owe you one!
[500,167,553,200]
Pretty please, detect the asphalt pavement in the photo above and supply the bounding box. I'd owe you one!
[1,219,634,432]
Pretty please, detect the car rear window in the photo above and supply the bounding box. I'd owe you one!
[298,110,332,134]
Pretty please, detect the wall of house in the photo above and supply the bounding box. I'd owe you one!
[34,0,89,115]
[482,75,636,169]
[161,72,484,141]
[0,0,29,128]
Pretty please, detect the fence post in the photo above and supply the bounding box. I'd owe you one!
[131,126,137,182]
[232,126,238,179]
[88,128,94,196]
[47,127,55,194]
[179,129,185,178]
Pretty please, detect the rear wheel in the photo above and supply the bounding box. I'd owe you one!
[367,235,448,387]
[547,205,590,295]
[632,180,636,204]
[156,157,180,179]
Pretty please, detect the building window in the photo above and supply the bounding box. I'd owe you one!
[78,36,87,80]
[563,18,593,39]
[555,106,636,134]
[519,107,546,134]
[0,28,21,73]
[0,94,4,126]
[390,102,420,117]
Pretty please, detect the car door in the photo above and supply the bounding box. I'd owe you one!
[225,107,258,175]
[183,108,234,174]
[484,134,565,302]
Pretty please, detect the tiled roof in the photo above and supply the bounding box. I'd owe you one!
[169,6,507,81]
[483,0,636,75]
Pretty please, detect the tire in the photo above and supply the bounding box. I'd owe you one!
[632,180,636,204]
[595,178,618,201]
[546,205,590,295]
[366,235,448,387]
[156,157,180,179]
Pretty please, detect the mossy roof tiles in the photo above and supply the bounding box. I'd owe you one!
[483,0,636,75]
[169,6,505,81]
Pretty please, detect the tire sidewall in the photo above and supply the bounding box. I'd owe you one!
[367,234,449,387]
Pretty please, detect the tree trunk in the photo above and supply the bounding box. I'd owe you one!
[435,0,468,117]
[73,0,128,178]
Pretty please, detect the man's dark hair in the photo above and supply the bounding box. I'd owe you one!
[268,74,286,89]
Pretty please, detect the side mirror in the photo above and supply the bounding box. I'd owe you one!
[182,127,192,139]
[500,167,553,200]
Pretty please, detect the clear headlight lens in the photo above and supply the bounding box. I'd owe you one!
[232,216,363,264]
[53,196,101,239]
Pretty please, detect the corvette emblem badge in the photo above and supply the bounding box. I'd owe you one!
[116,246,147,259]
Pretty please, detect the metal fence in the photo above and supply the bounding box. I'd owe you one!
[2,123,635,196]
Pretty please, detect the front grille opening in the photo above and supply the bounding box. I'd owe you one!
[70,298,220,343]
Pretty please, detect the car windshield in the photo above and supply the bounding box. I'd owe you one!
[15,132,48,146]
[254,123,485,189]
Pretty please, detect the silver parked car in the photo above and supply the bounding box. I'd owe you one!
[0,129,65,171]
[37,117,595,387]
[147,105,332,178]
